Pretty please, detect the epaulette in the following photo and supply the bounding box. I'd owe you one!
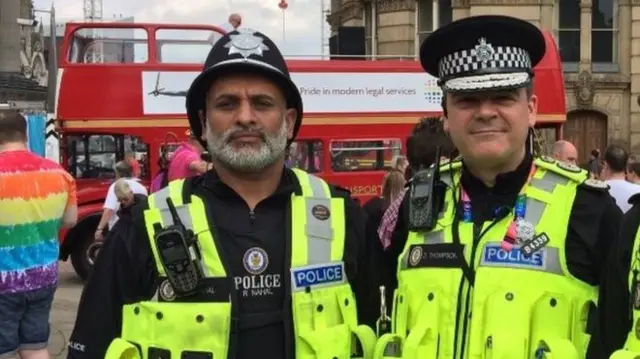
[578,178,610,193]
[534,156,588,184]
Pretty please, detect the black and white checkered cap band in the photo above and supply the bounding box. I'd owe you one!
[438,45,532,79]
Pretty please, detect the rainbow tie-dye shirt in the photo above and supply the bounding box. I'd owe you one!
[0,150,77,294]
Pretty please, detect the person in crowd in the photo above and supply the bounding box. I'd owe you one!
[0,110,78,359]
[124,151,141,178]
[209,13,242,45]
[374,15,622,359]
[94,161,148,242]
[364,170,407,247]
[167,134,212,182]
[86,178,149,268]
[68,29,375,359]
[552,139,578,165]
[390,155,408,176]
[589,148,602,179]
[601,160,640,358]
[600,144,640,213]
[378,117,457,250]
[113,178,147,212]
[627,162,640,184]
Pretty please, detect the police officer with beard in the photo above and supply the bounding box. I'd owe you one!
[67,29,376,359]
[375,16,622,359]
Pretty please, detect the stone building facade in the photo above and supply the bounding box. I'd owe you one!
[0,0,47,104]
[328,0,638,163]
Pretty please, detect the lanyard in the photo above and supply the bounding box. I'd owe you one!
[460,163,536,222]
[459,164,537,249]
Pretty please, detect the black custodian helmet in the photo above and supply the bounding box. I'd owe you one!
[185,29,303,147]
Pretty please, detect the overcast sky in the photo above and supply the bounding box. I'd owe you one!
[33,0,327,58]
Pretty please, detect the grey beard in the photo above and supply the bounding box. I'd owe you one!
[206,119,288,173]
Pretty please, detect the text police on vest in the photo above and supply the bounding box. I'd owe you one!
[292,263,345,290]
[234,274,282,297]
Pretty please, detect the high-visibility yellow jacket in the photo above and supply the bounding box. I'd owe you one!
[375,157,598,359]
[104,168,376,359]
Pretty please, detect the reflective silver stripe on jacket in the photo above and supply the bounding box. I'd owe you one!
[151,185,195,233]
[298,172,336,265]
[400,169,572,275]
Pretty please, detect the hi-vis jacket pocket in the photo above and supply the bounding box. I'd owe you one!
[385,285,444,359]
[293,284,376,359]
[469,290,580,359]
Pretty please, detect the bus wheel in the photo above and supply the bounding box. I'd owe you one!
[70,231,95,281]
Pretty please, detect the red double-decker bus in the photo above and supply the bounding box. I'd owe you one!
[52,22,567,279]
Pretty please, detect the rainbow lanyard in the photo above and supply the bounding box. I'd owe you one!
[459,164,536,224]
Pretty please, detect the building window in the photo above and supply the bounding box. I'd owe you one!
[416,0,452,47]
[364,2,373,56]
[557,0,580,72]
[592,0,619,72]
[439,0,452,28]
[417,0,433,47]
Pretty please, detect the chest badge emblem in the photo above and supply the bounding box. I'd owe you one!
[159,279,176,301]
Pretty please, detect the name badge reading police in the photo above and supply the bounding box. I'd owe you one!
[291,262,346,291]
[481,243,547,270]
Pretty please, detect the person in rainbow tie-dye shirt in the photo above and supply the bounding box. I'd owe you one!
[0,110,77,359]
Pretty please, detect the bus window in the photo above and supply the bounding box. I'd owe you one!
[67,134,149,179]
[156,29,219,64]
[288,140,323,173]
[69,27,148,64]
[330,139,402,172]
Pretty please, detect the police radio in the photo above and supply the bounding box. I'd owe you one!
[408,147,446,231]
[154,197,203,296]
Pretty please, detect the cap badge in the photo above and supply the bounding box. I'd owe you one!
[224,28,270,59]
[474,38,495,64]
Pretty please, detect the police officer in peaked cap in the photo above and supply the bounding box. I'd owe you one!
[374,15,621,359]
[68,29,378,359]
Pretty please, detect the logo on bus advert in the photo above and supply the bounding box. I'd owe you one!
[291,262,346,290]
[481,243,545,269]
[423,78,443,104]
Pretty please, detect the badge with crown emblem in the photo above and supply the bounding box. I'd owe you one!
[515,219,535,243]
[243,247,269,275]
[159,280,176,301]
[224,29,270,59]
[408,246,423,267]
[474,38,495,64]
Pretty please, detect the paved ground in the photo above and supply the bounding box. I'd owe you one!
[49,261,84,359]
